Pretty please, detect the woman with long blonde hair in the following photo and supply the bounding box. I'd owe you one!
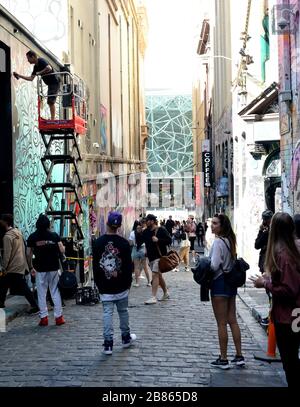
[251,212,300,387]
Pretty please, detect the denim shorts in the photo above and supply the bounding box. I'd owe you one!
[210,273,237,297]
[132,246,146,260]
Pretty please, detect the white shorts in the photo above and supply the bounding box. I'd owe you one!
[149,258,160,273]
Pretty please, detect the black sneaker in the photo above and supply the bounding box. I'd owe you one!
[102,340,113,355]
[231,355,245,366]
[122,333,137,348]
[26,307,39,315]
[260,317,269,326]
[210,356,230,370]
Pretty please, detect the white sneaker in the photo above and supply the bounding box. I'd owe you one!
[133,283,139,287]
[147,282,152,287]
[159,292,170,301]
[144,296,157,305]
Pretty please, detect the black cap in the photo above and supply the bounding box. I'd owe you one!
[262,209,273,220]
[145,214,157,222]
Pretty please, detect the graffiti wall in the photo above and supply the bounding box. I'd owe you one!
[277,0,300,214]
[0,18,63,239]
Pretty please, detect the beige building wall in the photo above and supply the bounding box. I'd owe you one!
[68,0,148,179]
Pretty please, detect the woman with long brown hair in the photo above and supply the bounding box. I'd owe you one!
[250,212,300,387]
[209,214,244,369]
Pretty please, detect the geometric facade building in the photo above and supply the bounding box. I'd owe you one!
[146,92,194,211]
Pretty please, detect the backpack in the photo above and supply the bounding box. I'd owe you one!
[219,238,249,288]
[191,256,213,286]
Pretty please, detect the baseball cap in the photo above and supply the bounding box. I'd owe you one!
[107,211,122,227]
[145,214,157,222]
[262,209,273,220]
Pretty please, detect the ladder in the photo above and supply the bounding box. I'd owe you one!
[37,70,87,253]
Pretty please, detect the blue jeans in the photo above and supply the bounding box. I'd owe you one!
[102,297,130,341]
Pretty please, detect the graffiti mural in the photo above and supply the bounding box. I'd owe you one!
[100,104,108,153]
[10,42,63,238]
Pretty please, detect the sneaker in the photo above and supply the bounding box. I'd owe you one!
[231,355,245,366]
[103,340,113,355]
[26,307,39,315]
[210,356,230,370]
[55,316,65,326]
[260,317,269,326]
[38,316,48,327]
[185,267,190,272]
[133,283,140,287]
[147,282,152,287]
[144,296,157,305]
[158,292,170,301]
[122,333,137,348]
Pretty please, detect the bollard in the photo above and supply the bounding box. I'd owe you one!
[0,309,6,333]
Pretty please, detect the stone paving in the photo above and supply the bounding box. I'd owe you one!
[0,266,286,387]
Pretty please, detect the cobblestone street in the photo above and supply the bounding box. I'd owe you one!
[0,269,286,387]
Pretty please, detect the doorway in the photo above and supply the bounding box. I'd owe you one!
[0,42,13,215]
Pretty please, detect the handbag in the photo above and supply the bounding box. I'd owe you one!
[155,229,180,273]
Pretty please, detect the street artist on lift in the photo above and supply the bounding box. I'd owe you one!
[13,50,60,120]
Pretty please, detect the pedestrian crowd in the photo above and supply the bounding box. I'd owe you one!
[0,209,299,388]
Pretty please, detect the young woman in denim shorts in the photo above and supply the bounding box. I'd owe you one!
[129,223,151,287]
[209,214,245,369]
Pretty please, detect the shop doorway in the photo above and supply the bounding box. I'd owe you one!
[0,42,13,215]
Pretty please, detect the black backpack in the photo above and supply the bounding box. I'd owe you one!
[219,238,249,288]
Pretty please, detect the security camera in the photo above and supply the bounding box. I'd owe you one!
[277,16,289,30]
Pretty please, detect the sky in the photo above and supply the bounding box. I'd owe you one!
[144,0,205,92]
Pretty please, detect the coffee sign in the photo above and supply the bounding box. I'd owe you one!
[202,152,211,187]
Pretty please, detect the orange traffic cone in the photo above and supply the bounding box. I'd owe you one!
[254,316,281,362]
[266,319,277,357]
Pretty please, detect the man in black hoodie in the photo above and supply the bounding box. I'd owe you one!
[93,212,135,355]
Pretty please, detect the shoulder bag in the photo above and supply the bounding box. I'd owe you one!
[155,228,180,273]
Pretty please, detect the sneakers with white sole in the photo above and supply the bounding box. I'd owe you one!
[102,340,113,355]
[144,296,157,305]
[158,292,170,301]
[122,333,137,348]
[210,356,230,370]
[230,355,245,366]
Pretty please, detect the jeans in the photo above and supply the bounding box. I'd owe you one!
[102,297,129,341]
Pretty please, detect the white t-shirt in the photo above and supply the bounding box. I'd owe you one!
[128,231,136,245]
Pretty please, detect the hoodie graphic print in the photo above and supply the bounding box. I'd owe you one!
[99,242,122,280]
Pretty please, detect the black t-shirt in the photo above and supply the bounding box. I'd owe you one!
[32,58,59,85]
[92,234,133,294]
[27,230,61,272]
[142,226,172,262]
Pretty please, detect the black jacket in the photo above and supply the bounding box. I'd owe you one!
[255,229,269,272]
[92,234,132,294]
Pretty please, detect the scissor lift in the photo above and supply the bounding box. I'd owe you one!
[37,71,87,245]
